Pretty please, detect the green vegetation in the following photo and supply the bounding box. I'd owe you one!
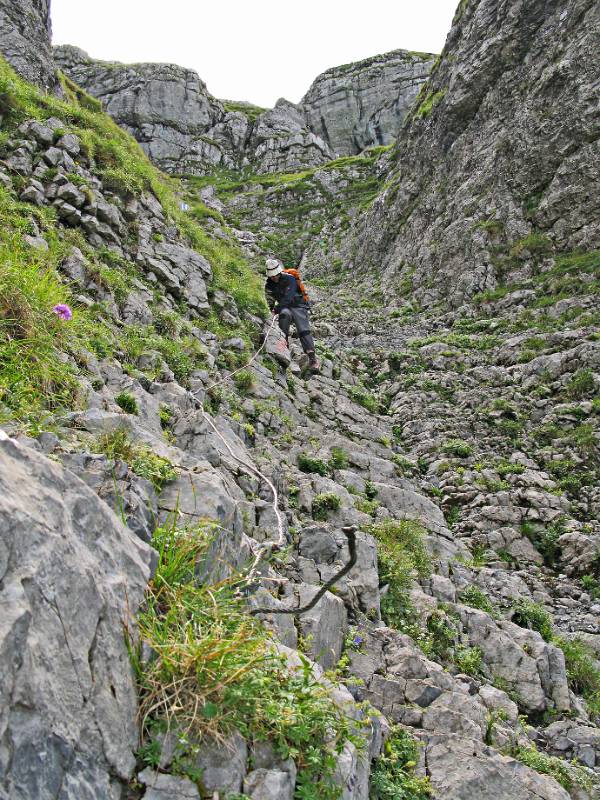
[511,599,553,642]
[233,369,255,394]
[131,522,357,798]
[555,637,600,719]
[460,585,494,614]
[512,743,594,792]
[96,429,177,492]
[581,574,600,600]
[520,519,564,568]
[509,233,553,258]
[348,385,380,413]
[115,391,139,415]
[370,727,432,799]
[566,368,595,399]
[298,453,329,476]
[442,439,473,458]
[368,519,431,627]
[329,446,350,471]
[222,100,267,122]
[454,645,484,678]
[0,56,266,430]
[414,88,447,119]
[312,492,342,521]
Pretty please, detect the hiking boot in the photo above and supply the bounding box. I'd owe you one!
[307,351,320,372]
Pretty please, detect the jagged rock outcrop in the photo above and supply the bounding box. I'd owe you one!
[54,45,334,176]
[301,49,435,155]
[0,435,154,799]
[314,0,600,307]
[54,45,434,176]
[0,0,57,90]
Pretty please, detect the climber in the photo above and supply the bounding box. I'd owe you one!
[264,258,320,372]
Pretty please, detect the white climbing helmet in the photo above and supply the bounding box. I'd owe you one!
[266,258,283,277]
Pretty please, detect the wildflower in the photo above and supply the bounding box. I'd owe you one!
[52,304,73,321]
[352,634,364,649]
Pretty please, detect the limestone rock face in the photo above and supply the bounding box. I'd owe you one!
[53,45,334,176]
[301,49,434,155]
[53,45,224,173]
[0,0,57,90]
[332,0,600,306]
[53,46,432,175]
[0,436,154,799]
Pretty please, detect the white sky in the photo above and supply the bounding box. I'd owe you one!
[51,0,458,108]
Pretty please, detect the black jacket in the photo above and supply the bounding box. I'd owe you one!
[265,273,306,312]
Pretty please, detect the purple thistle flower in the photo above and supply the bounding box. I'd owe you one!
[53,304,73,321]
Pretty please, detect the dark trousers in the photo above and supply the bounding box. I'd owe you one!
[278,306,315,353]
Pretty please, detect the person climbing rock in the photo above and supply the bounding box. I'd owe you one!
[265,258,320,372]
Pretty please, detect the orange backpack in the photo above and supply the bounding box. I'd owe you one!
[283,268,310,303]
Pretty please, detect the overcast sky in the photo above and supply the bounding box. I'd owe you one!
[51,0,458,108]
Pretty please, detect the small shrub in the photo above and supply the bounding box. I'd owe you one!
[159,404,174,430]
[460,585,494,614]
[348,385,380,413]
[511,599,553,642]
[370,726,432,799]
[132,522,355,796]
[368,520,431,628]
[392,454,418,475]
[96,430,176,492]
[426,610,457,661]
[354,497,379,517]
[521,518,564,567]
[454,645,484,678]
[581,575,600,600]
[365,480,378,500]
[233,369,254,394]
[132,450,177,492]
[312,493,341,521]
[328,446,349,471]
[115,391,139,415]
[566,368,595,399]
[512,743,593,792]
[442,439,473,458]
[298,453,329,476]
[555,636,600,718]
[97,428,136,462]
[496,461,525,477]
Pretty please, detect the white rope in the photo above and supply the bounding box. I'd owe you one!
[189,315,287,584]
[204,315,279,393]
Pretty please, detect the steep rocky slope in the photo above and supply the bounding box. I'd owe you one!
[301,49,435,155]
[2,0,600,799]
[316,0,600,308]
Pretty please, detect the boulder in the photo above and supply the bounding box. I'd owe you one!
[0,436,154,799]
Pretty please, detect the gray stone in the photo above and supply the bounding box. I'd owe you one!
[293,583,347,669]
[193,730,247,795]
[301,49,434,156]
[243,768,294,800]
[0,0,58,91]
[0,437,153,800]
[138,768,200,799]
